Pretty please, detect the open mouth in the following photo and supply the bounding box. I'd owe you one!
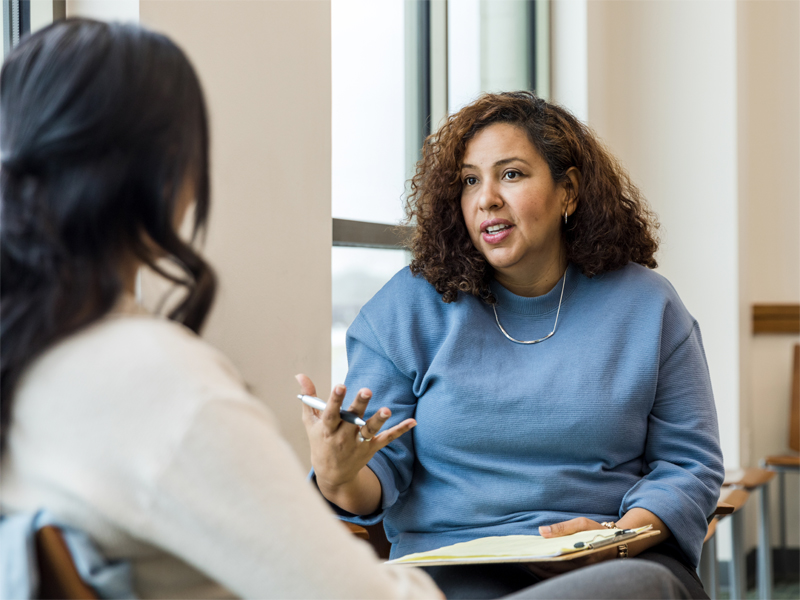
[484,224,512,235]
[481,221,514,244]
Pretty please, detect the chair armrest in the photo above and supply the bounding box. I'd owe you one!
[35,526,98,600]
[344,522,370,541]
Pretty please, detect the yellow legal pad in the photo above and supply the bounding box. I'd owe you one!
[386,525,657,566]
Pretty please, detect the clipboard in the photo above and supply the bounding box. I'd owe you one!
[386,525,659,566]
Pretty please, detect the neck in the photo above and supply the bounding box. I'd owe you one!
[120,257,140,298]
[494,254,568,298]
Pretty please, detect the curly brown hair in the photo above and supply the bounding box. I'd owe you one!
[405,91,659,303]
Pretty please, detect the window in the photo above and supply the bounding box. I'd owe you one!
[3,1,66,60]
[3,0,29,58]
[331,0,550,389]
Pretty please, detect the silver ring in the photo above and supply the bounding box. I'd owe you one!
[358,432,373,443]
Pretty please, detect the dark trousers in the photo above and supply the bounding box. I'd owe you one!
[422,543,706,600]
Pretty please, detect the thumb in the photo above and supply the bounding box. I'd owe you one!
[295,373,317,397]
[539,517,602,538]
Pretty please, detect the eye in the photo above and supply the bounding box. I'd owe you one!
[504,170,522,181]
[464,176,478,186]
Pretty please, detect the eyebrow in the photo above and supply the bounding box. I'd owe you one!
[461,157,531,170]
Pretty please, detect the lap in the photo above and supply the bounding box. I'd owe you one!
[422,550,702,600]
[506,559,693,600]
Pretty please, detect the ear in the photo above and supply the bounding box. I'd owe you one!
[561,167,581,218]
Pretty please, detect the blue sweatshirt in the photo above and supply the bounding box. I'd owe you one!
[338,262,724,567]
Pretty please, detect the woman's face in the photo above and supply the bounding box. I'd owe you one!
[460,122,572,287]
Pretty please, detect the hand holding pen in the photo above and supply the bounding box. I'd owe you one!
[295,374,416,514]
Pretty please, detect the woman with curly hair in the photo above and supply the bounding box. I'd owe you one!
[301,92,723,599]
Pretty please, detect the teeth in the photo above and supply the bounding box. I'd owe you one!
[486,224,509,234]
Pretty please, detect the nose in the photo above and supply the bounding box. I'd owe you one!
[477,179,504,212]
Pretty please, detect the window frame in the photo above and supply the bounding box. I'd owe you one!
[3,1,65,59]
[332,0,548,250]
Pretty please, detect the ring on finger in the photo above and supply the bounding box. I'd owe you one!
[358,431,373,443]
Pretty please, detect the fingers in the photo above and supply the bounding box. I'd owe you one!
[373,418,416,448]
[346,388,373,417]
[295,373,317,397]
[321,384,347,429]
[295,375,413,449]
[295,375,346,431]
[360,405,393,440]
[539,517,603,538]
[297,374,320,428]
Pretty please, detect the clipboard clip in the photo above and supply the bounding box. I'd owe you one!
[573,529,643,550]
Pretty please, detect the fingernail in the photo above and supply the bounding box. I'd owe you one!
[380,409,389,418]
[335,385,345,394]
[363,390,372,398]
[539,526,551,535]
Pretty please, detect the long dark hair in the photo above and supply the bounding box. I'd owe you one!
[0,19,216,450]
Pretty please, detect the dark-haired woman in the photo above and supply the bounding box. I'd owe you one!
[0,19,450,599]
[302,92,724,599]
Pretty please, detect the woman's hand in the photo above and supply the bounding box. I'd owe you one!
[296,374,416,514]
[526,518,614,579]
[528,509,672,579]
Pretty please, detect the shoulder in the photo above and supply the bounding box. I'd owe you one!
[361,266,472,318]
[586,263,690,317]
[371,266,443,302]
[585,263,698,352]
[594,262,680,299]
[346,267,480,366]
[21,312,250,411]
[354,267,478,338]
[94,313,243,384]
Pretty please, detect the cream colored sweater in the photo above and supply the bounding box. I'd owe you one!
[0,297,440,599]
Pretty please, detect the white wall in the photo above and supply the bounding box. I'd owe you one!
[550,0,587,122]
[138,0,331,469]
[588,0,740,467]
[30,0,54,32]
[737,0,800,549]
[66,0,138,22]
[552,0,800,556]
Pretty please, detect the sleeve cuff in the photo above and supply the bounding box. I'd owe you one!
[621,479,709,567]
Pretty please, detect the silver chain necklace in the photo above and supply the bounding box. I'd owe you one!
[492,270,567,345]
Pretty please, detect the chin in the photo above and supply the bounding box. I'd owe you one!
[483,251,518,271]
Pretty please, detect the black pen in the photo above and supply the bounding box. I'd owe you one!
[297,394,367,427]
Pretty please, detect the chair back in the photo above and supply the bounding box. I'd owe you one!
[35,525,98,600]
[790,343,799,452]
[364,522,391,560]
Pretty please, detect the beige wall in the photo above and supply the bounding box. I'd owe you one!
[138,0,332,468]
[553,0,800,556]
[737,0,800,549]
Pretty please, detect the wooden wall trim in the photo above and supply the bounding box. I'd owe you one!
[752,304,800,334]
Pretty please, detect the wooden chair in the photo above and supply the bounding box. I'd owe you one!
[720,467,776,599]
[761,343,800,587]
[699,497,742,599]
[35,525,98,600]
[700,513,721,598]
[344,522,391,559]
